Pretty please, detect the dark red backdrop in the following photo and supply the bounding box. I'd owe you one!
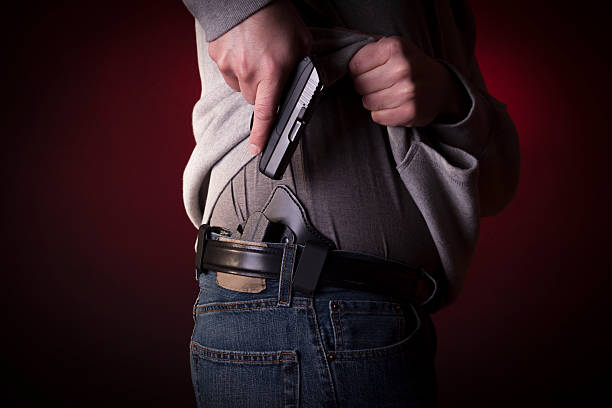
[4,1,611,406]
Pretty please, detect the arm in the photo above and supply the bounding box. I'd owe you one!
[428,57,521,217]
[183,0,312,156]
[348,3,520,217]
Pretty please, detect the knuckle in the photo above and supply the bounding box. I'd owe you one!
[216,58,232,75]
[399,80,415,99]
[235,57,252,80]
[384,37,403,54]
[260,56,281,77]
[394,63,411,80]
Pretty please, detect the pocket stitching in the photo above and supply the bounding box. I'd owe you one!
[195,297,311,314]
[190,341,299,407]
[329,303,422,361]
[191,341,298,363]
[330,303,346,350]
[330,299,407,352]
[338,307,345,349]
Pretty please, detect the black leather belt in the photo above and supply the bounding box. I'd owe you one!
[195,224,438,308]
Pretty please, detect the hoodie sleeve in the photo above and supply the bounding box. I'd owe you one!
[426,0,521,217]
[182,0,275,41]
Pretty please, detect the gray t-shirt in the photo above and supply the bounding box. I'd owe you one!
[209,76,442,274]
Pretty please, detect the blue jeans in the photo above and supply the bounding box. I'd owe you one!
[190,241,438,407]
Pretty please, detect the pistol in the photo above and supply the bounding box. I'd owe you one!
[254,56,324,180]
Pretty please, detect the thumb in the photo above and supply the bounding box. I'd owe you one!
[248,78,283,155]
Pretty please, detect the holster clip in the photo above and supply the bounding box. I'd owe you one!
[292,240,330,296]
[194,224,211,280]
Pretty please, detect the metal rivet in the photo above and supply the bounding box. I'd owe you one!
[331,302,339,311]
[328,353,335,360]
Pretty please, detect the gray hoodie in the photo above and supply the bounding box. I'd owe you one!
[181,0,520,305]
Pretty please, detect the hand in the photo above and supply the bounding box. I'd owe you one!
[208,0,312,155]
[348,36,470,127]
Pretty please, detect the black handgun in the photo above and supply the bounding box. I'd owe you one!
[254,56,324,180]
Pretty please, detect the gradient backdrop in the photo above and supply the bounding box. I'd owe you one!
[4,1,611,406]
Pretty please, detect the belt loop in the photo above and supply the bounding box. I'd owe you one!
[277,243,297,307]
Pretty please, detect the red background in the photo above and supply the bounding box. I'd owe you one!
[4,1,611,406]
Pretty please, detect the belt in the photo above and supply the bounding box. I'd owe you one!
[195,224,439,309]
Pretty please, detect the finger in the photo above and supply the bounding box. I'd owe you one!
[352,57,410,95]
[348,39,391,77]
[248,77,283,155]
[361,79,415,111]
[371,103,416,127]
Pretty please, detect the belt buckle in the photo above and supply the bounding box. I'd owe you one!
[194,224,211,281]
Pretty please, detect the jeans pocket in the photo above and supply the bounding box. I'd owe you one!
[328,299,419,352]
[190,297,311,407]
[190,341,299,408]
[326,301,437,407]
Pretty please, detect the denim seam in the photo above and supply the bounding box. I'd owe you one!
[336,307,345,350]
[282,357,285,408]
[190,294,202,406]
[294,356,299,407]
[397,317,402,342]
[337,300,405,312]
[191,341,298,362]
[195,302,310,314]
[191,354,203,405]
[193,354,296,364]
[199,299,311,307]
[195,297,311,312]
[308,304,338,407]
[288,244,296,286]
[329,305,339,352]
[195,297,305,308]
[338,310,403,315]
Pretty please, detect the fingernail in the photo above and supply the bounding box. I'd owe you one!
[248,144,260,155]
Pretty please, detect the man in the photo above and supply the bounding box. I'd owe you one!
[182,1,520,406]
